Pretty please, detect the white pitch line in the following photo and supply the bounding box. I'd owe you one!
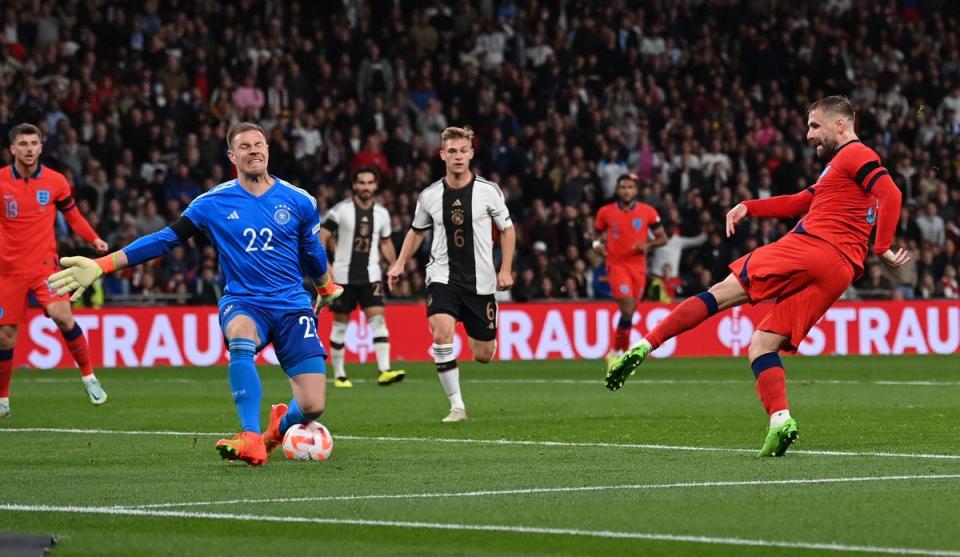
[15,377,960,386]
[333,434,960,461]
[2,427,960,461]
[0,503,957,556]
[123,474,960,510]
[461,378,960,386]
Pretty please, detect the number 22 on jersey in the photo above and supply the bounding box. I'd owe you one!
[243,227,275,252]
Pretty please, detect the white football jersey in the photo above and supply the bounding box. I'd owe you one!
[412,174,512,295]
[322,199,392,284]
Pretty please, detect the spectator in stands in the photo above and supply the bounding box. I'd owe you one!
[916,202,946,246]
[134,199,166,236]
[942,265,959,299]
[1,1,957,306]
[233,74,265,118]
[858,264,895,299]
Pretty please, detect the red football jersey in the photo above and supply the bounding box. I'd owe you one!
[595,201,661,262]
[794,141,890,273]
[0,164,78,274]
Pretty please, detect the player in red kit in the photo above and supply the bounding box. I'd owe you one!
[594,173,667,368]
[0,124,110,416]
[605,96,909,457]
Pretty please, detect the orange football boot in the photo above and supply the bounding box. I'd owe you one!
[262,403,289,453]
[215,431,267,466]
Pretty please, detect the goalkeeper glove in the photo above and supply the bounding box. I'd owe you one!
[314,276,343,313]
[48,255,117,302]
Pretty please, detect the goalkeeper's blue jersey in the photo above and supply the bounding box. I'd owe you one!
[182,177,326,312]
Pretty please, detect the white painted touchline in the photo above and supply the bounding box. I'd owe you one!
[15,377,960,386]
[0,503,957,556]
[121,474,960,510]
[2,427,960,460]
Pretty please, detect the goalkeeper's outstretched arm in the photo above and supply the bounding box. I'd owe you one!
[48,216,199,301]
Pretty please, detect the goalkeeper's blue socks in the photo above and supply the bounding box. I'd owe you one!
[227,338,262,433]
[279,398,321,434]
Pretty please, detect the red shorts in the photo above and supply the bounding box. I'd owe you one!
[0,265,70,325]
[608,261,647,300]
[729,233,854,353]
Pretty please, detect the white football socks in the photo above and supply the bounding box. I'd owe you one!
[369,314,391,372]
[330,321,347,379]
[433,343,464,410]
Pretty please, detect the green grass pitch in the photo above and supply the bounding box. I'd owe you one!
[1,355,959,556]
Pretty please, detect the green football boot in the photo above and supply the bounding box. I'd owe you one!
[604,342,651,391]
[757,418,799,458]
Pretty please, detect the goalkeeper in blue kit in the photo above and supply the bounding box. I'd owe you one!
[49,122,343,466]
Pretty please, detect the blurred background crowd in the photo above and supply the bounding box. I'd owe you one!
[2,0,959,306]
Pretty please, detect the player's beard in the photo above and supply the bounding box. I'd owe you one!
[355,189,373,203]
[815,137,838,161]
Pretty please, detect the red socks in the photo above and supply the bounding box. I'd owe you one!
[0,325,93,398]
[62,324,94,377]
[751,353,789,415]
[646,292,718,349]
[0,349,13,397]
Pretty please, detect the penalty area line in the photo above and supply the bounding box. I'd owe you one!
[0,503,958,556]
[2,427,960,460]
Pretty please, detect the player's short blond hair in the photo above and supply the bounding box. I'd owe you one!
[440,126,474,145]
[809,96,855,121]
[226,122,267,150]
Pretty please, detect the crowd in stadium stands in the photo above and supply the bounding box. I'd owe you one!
[2,0,959,306]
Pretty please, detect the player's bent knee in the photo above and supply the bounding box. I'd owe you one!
[45,305,74,329]
[51,314,74,330]
[433,331,454,344]
[710,274,750,311]
[748,330,785,360]
[224,315,259,345]
[0,326,17,349]
[472,341,496,363]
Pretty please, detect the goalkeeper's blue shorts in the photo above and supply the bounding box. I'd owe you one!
[218,297,327,377]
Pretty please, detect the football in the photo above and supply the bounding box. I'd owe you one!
[282,422,334,461]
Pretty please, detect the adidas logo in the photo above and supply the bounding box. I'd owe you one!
[452,199,462,206]
[361,216,369,222]
[227,211,240,220]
